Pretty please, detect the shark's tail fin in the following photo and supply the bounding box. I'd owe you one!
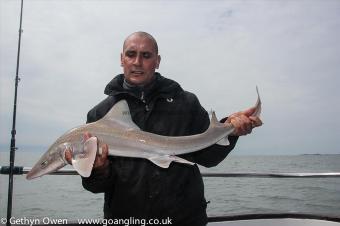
[71,136,98,177]
[252,86,262,117]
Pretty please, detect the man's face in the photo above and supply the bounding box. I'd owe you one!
[121,35,160,86]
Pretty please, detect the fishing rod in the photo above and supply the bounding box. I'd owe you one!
[7,0,24,225]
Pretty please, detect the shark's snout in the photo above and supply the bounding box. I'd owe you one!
[26,146,67,180]
[26,164,44,180]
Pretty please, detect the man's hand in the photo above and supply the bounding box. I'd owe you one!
[226,106,263,136]
[65,132,110,171]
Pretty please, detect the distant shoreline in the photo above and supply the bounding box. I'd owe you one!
[300,153,340,156]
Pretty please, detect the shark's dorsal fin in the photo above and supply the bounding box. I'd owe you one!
[100,100,140,130]
[209,111,233,146]
[210,111,219,127]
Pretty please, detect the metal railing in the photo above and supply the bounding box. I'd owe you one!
[1,166,340,178]
[1,165,340,224]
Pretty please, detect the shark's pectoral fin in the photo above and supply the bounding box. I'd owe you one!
[148,156,172,168]
[148,155,195,168]
[71,137,98,177]
[170,155,195,165]
[216,136,230,146]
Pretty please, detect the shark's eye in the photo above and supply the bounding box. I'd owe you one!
[41,160,48,168]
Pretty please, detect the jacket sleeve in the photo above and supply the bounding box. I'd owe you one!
[82,160,116,193]
[180,96,239,168]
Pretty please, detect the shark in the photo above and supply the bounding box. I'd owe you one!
[26,88,261,180]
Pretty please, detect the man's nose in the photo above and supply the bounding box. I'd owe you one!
[133,54,142,66]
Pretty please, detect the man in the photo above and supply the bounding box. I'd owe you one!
[66,31,262,225]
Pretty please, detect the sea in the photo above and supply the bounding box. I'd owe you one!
[1,152,340,221]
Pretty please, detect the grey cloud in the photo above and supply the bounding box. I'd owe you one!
[1,0,339,155]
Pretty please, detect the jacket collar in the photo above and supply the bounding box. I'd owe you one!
[104,72,183,100]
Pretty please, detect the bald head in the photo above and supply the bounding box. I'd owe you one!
[120,31,161,86]
[123,31,158,54]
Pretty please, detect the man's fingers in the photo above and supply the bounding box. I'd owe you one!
[230,117,244,136]
[249,116,263,127]
[240,115,252,133]
[226,112,240,123]
[227,109,263,136]
[227,106,256,123]
[242,106,256,117]
[230,115,254,136]
[65,148,72,165]
[92,144,109,169]
[101,144,109,160]
[83,132,92,141]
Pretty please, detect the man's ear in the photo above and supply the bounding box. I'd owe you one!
[156,55,161,69]
[120,53,124,67]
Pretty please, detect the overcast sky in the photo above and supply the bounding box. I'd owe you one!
[1,0,339,155]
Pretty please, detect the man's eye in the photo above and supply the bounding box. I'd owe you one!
[143,53,151,59]
[126,51,135,57]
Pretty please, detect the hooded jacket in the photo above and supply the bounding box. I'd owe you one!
[82,73,238,226]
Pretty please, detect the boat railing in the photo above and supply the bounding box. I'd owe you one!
[1,166,340,224]
[1,166,340,178]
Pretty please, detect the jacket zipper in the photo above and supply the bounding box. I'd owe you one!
[141,91,150,111]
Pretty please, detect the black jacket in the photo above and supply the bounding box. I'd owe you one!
[82,73,238,226]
